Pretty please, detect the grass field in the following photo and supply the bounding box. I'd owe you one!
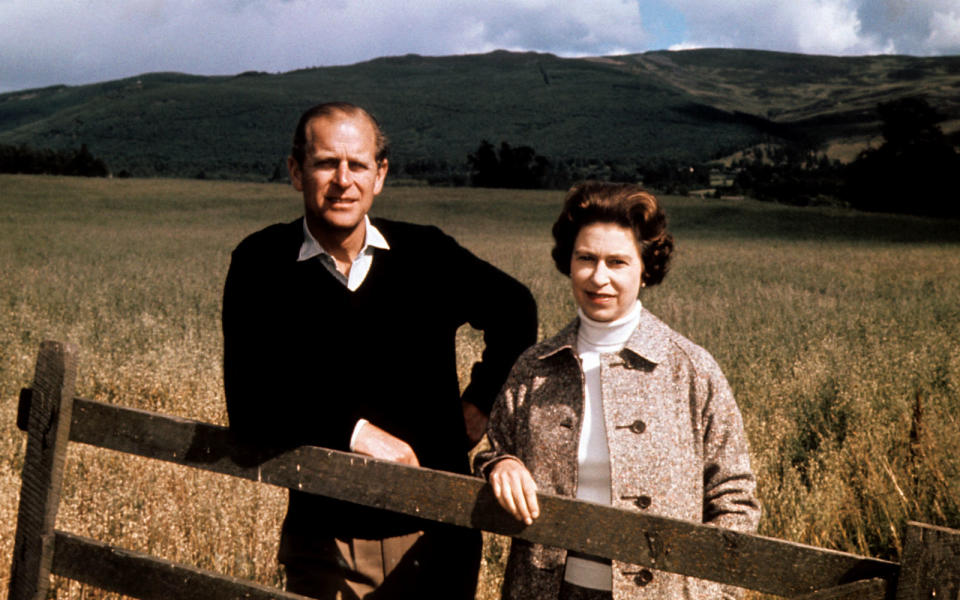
[1,173,959,599]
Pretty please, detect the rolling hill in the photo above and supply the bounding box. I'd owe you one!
[1,49,958,180]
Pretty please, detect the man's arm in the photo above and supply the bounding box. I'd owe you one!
[351,420,420,466]
[443,230,538,441]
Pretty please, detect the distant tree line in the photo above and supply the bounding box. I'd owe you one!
[727,145,844,206]
[467,141,554,189]
[4,97,955,218]
[460,140,703,191]
[724,97,960,216]
[0,143,109,177]
[449,97,959,218]
[843,97,960,217]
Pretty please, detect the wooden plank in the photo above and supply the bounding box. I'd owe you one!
[8,342,78,600]
[51,530,313,600]
[64,395,898,597]
[894,521,960,600]
[791,578,888,600]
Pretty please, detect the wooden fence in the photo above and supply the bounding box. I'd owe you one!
[8,341,960,600]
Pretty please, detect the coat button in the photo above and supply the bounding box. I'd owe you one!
[634,569,653,586]
[616,419,646,434]
[623,569,654,586]
[620,495,651,509]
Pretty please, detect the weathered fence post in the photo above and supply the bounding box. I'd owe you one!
[8,341,79,600]
[894,521,960,600]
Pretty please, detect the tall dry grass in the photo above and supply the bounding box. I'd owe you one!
[1,174,958,599]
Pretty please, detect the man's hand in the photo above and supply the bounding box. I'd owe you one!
[489,457,539,525]
[462,400,488,448]
[352,421,420,466]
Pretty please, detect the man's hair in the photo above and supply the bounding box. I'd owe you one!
[290,102,390,166]
[551,181,674,287]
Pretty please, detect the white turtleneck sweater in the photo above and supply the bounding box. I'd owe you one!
[564,302,642,591]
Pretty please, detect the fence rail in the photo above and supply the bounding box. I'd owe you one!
[9,341,960,600]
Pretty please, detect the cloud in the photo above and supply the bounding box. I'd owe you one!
[926,9,960,52]
[0,0,649,92]
[262,0,647,61]
[664,0,887,54]
[856,0,960,54]
[1,0,957,93]
[662,0,960,55]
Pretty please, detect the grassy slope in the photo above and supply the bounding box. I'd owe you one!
[617,50,960,161]
[1,174,958,598]
[2,50,958,179]
[627,50,960,119]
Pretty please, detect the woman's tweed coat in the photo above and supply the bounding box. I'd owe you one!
[476,310,761,600]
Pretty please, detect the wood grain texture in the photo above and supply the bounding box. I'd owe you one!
[63,395,898,597]
[791,578,888,600]
[895,521,960,600]
[51,531,312,600]
[8,342,78,600]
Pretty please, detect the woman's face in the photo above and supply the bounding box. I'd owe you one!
[570,222,643,322]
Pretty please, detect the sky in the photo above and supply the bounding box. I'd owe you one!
[2,0,959,94]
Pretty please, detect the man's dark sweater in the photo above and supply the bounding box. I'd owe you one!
[222,217,537,545]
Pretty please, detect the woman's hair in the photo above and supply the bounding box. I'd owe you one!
[551,181,674,287]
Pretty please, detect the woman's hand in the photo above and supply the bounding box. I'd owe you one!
[489,457,540,525]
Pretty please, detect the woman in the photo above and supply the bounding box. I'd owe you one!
[476,181,760,600]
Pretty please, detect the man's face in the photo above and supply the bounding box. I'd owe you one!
[289,112,388,237]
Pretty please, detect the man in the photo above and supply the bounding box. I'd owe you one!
[222,102,537,599]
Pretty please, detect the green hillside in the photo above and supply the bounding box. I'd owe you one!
[1,49,958,180]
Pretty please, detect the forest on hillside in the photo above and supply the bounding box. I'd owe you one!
[2,49,959,217]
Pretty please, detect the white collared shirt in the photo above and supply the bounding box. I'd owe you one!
[298,216,390,292]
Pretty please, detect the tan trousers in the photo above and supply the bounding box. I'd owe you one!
[284,527,481,600]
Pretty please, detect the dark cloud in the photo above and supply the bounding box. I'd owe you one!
[855,0,960,54]
[668,0,960,55]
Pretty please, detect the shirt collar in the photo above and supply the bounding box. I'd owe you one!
[298,216,390,262]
